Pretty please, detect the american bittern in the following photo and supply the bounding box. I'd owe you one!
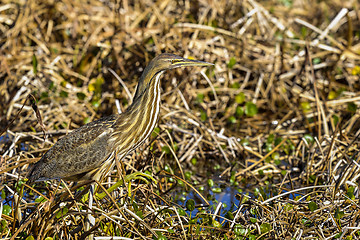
[27,53,213,183]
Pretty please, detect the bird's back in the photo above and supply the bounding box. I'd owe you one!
[27,115,119,183]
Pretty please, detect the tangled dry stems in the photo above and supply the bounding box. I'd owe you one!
[1,0,360,239]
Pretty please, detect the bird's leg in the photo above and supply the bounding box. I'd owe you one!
[86,183,95,240]
[95,171,157,200]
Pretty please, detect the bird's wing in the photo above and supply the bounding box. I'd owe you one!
[28,115,119,182]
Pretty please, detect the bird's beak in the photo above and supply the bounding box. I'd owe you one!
[171,58,214,69]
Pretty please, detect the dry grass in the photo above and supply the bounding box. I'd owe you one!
[1,0,360,239]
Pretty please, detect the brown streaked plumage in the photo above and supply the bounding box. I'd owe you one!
[27,53,213,183]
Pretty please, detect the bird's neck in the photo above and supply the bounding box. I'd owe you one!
[132,60,158,101]
[111,71,164,157]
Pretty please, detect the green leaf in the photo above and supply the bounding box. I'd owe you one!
[186,199,195,212]
[230,82,240,89]
[228,116,236,123]
[265,144,273,152]
[228,57,236,69]
[225,211,234,220]
[59,90,68,98]
[285,203,293,211]
[236,106,244,116]
[211,187,222,193]
[51,47,58,54]
[235,92,245,104]
[328,91,338,100]
[16,180,24,192]
[40,91,49,99]
[301,26,308,38]
[260,223,271,233]
[60,80,68,87]
[189,217,198,224]
[308,201,318,212]
[248,235,257,240]
[300,102,311,113]
[32,54,38,74]
[250,207,257,215]
[334,232,342,238]
[195,224,201,235]
[132,202,139,212]
[146,37,154,45]
[1,189,5,199]
[347,102,357,113]
[351,66,360,75]
[332,114,339,126]
[173,143,178,152]
[191,158,197,165]
[335,207,344,219]
[92,100,101,108]
[346,186,355,200]
[177,180,185,187]
[308,174,316,183]
[234,224,246,236]
[151,127,160,137]
[240,138,249,146]
[26,236,35,240]
[213,220,222,228]
[156,233,168,240]
[161,146,170,154]
[200,110,207,121]
[250,217,257,223]
[303,134,314,146]
[275,31,284,40]
[2,205,11,215]
[82,117,90,124]
[185,171,192,180]
[267,134,275,144]
[207,179,214,187]
[274,159,281,165]
[271,152,280,160]
[230,172,236,185]
[177,207,186,216]
[56,207,69,218]
[196,93,205,103]
[77,92,86,100]
[312,57,321,64]
[245,102,258,117]
[275,137,283,146]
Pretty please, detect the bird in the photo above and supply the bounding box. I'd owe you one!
[27,53,213,184]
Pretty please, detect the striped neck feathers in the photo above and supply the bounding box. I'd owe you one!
[111,71,164,156]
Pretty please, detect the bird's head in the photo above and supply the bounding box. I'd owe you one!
[133,53,213,100]
[150,53,213,71]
